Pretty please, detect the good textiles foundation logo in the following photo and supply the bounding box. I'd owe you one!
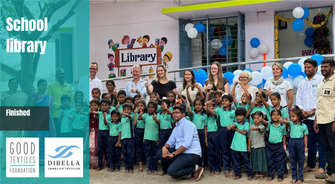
[6,138,39,177]
[45,138,83,177]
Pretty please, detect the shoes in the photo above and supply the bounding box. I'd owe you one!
[304,166,315,173]
[190,165,204,182]
[325,173,335,183]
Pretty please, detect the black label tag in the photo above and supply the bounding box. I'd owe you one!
[325,90,330,95]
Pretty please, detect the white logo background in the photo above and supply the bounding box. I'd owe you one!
[45,138,83,177]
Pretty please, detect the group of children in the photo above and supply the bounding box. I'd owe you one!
[86,80,309,184]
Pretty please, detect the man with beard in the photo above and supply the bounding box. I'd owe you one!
[296,59,326,178]
[314,58,335,183]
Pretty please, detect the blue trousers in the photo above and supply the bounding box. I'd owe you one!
[267,142,286,179]
[157,148,198,177]
[289,138,305,180]
[121,138,134,171]
[304,120,326,169]
[231,149,253,178]
[159,129,172,150]
[98,130,109,169]
[207,132,221,172]
[135,128,146,162]
[145,140,158,171]
[197,130,205,167]
[219,127,234,171]
[109,136,121,170]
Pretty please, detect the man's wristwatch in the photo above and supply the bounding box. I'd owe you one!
[172,152,175,156]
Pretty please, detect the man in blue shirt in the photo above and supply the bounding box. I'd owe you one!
[125,65,147,98]
[157,105,203,181]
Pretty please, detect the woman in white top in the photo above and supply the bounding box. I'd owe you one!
[264,62,293,109]
[178,69,204,104]
[233,71,258,103]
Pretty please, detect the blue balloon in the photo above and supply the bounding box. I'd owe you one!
[190,68,196,75]
[288,63,302,78]
[196,72,208,86]
[194,23,205,33]
[224,72,234,84]
[244,68,253,73]
[222,36,233,47]
[196,69,206,76]
[304,37,314,47]
[281,67,288,78]
[257,82,265,90]
[219,46,227,57]
[302,7,310,19]
[263,79,266,83]
[305,27,314,37]
[250,38,260,48]
[311,54,324,66]
[292,18,304,32]
[257,70,261,73]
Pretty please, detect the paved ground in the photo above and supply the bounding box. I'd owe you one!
[89,161,329,184]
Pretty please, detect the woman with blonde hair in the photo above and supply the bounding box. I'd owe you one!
[232,71,258,103]
[203,61,229,101]
[145,64,178,98]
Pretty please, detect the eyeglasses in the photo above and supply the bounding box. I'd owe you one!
[239,76,247,79]
[210,68,219,70]
[89,68,97,70]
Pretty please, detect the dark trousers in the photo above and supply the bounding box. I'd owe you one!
[319,122,335,175]
[231,149,253,178]
[219,127,234,171]
[267,142,286,179]
[305,120,326,169]
[197,130,205,167]
[109,136,121,170]
[207,132,221,172]
[145,140,158,171]
[159,129,172,150]
[53,118,60,136]
[97,130,109,169]
[135,128,146,162]
[121,138,135,171]
[289,138,305,180]
[157,148,198,177]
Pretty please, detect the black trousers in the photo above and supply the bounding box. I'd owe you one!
[319,122,335,176]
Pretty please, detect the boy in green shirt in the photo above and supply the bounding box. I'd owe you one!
[115,90,126,111]
[106,110,121,172]
[58,94,73,137]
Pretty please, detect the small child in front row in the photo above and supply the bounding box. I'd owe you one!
[119,103,135,173]
[282,106,308,184]
[134,99,147,173]
[262,109,287,182]
[149,92,161,113]
[228,107,253,180]
[105,110,122,172]
[138,101,160,175]
[69,101,87,137]
[91,88,101,100]
[58,94,73,137]
[231,81,251,123]
[116,90,126,111]
[248,111,268,180]
[247,90,269,125]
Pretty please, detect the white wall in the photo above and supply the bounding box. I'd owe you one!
[90,1,179,91]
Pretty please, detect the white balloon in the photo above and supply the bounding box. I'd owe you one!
[211,39,222,49]
[283,61,293,69]
[317,65,321,75]
[257,43,269,54]
[185,23,194,32]
[261,66,273,80]
[229,83,234,93]
[296,32,306,43]
[233,70,243,77]
[187,28,198,38]
[285,78,294,89]
[267,77,273,81]
[293,75,304,88]
[293,7,304,19]
[249,48,259,59]
[298,58,307,72]
[250,72,263,86]
[233,76,239,84]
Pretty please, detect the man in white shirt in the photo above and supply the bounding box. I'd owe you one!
[296,58,326,178]
[125,65,147,98]
[77,62,103,101]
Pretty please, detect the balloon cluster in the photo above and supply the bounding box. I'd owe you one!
[249,38,269,59]
[292,7,309,32]
[304,27,315,47]
[185,23,205,39]
[210,36,233,57]
[194,69,208,86]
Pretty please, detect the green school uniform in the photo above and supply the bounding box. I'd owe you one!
[59,108,73,133]
[157,112,172,129]
[191,112,208,130]
[98,111,110,130]
[134,112,145,129]
[108,121,121,136]
[207,115,218,132]
[230,121,250,152]
[109,106,116,112]
[249,104,269,125]
[118,104,123,111]
[289,121,308,138]
[156,105,162,113]
[142,113,159,141]
[214,107,235,127]
[72,111,86,130]
[120,114,134,140]
[267,106,288,122]
[236,102,250,123]
[267,122,286,144]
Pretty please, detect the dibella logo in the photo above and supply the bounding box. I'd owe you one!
[6,138,39,178]
[45,138,83,178]
[48,145,80,158]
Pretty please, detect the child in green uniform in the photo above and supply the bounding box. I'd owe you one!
[138,101,160,175]
[105,110,121,172]
[166,91,176,108]
[247,90,269,125]
[69,101,87,137]
[150,92,161,113]
[58,94,73,137]
[231,81,251,123]
[229,107,253,180]
[115,90,126,111]
[119,103,135,173]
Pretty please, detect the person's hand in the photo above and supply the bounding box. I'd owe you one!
[314,120,319,133]
[250,102,256,108]
[166,153,174,159]
[226,126,231,131]
[162,146,169,158]
[332,121,335,133]
[156,139,159,146]
[112,89,117,97]
[130,85,136,93]
[302,110,308,118]
[116,102,120,109]
[283,145,287,152]
[234,80,239,86]
[205,138,208,147]
[204,105,208,111]
[140,95,144,99]
[161,102,167,110]
[248,147,251,153]
[145,78,149,87]
[186,84,192,89]
[207,83,213,90]
[156,93,160,100]
[153,113,158,121]
[134,108,138,113]
[143,139,145,143]
[279,117,283,123]
[186,106,191,112]
[194,83,200,89]
[305,148,308,153]
[250,126,254,131]
[306,111,312,118]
